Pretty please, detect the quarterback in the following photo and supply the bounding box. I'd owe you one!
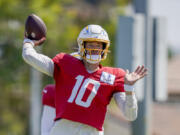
[22,24,147,135]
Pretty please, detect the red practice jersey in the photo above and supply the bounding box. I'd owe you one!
[52,53,125,130]
[42,84,55,108]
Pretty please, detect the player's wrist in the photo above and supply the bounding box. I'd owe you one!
[126,91,135,95]
[23,38,35,47]
[124,84,134,92]
[124,84,135,95]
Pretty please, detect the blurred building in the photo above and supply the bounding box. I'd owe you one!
[105,55,180,135]
[168,55,180,99]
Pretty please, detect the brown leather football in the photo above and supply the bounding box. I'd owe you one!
[25,14,47,40]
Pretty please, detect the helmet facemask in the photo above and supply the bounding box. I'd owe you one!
[80,42,109,64]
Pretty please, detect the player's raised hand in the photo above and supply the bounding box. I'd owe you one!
[24,35,46,46]
[32,37,46,46]
[124,65,148,85]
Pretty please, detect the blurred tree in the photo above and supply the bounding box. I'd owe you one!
[0,0,129,134]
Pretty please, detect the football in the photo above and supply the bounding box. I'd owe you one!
[25,14,47,40]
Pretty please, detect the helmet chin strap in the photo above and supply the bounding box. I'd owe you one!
[86,54,101,64]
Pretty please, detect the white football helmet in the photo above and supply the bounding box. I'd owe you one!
[77,24,110,63]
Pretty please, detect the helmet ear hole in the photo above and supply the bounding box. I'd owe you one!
[101,43,106,58]
[102,43,106,50]
[83,41,87,48]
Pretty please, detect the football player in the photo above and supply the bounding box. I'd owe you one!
[22,24,147,135]
[41,84,55,135]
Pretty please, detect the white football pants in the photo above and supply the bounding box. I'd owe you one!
[50,119,104,135]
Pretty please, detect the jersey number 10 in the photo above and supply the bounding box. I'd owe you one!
[68,75,100,108]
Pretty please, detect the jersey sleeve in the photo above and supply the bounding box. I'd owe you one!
[22,42,54,76]
[52,53,68,80]
[42,84,55,108]
[52,53,65,66]
[113,68,126,93]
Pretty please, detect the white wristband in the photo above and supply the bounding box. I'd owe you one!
[124,84,134,92]
[23,38,35,47]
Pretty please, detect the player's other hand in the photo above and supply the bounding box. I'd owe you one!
[124,65,148,85]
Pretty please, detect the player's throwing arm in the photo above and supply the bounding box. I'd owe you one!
[22,14,54,76]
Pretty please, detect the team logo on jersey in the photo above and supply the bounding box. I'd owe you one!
[100,72,115,85]
[43,89,47,93]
